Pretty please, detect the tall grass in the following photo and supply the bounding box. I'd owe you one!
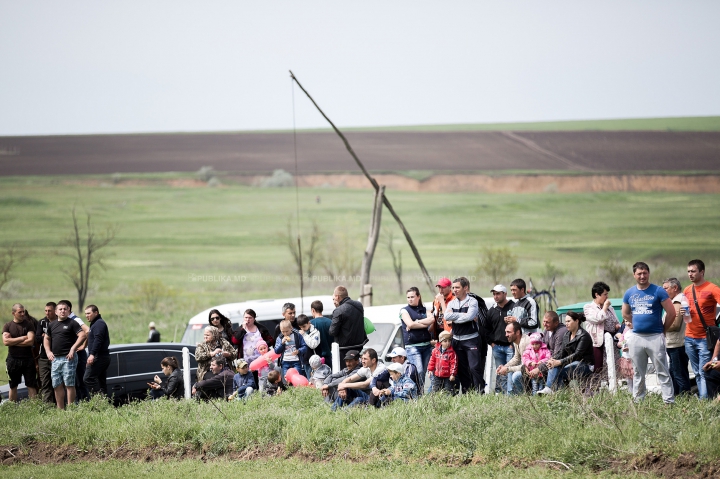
[1,389,719,469]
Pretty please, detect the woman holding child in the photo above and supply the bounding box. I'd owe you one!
[232,309,274,362]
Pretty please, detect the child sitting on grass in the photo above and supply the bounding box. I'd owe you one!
[427,331,457,393]
[521,333,551,394]
[308,354,331,388]
[264,370,287,396]
[380,362,417,403]
[228,359,256,401]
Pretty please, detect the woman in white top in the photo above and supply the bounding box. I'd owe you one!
[583,281,621,375]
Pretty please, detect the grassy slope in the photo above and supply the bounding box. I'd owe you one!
[0,181,718,350]
[0,390,718,475]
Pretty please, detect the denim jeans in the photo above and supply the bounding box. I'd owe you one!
[331,388,369,410]
[685,336,712,399]
[509,370,525,395]
[492,344,514,393]
[405,344,432,390]
[281,361,304,381]
[546,361,592,391]
[666,346,691,395]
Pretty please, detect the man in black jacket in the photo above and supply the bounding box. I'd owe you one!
[329,286,366,357]
[487,285,515,394]
[83,304,111,396]
[193,357,234,400]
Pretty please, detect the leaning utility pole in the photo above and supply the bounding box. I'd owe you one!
[289,70,434,296]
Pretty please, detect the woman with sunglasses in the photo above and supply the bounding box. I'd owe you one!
[208,309,234,343]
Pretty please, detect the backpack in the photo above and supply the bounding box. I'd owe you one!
[468,292,490,334]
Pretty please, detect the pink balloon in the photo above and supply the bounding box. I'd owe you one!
[249,351,280,372]
[289,373,310,387]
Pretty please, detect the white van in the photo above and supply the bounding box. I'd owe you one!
[180,295,335,345]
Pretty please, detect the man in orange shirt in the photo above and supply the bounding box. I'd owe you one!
[431,277,454,341]
[684,259,720,399]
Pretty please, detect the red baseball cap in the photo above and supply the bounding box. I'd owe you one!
[436,277,452,288]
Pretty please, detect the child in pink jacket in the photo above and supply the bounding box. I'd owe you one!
[522,333,552,394]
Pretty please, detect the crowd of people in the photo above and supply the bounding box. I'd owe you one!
[4,260,720,410]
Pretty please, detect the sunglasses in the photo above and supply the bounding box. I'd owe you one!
[210,317,221,321]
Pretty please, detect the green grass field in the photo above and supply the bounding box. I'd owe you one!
[0,177,718,350]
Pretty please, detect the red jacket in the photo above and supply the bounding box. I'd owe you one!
[427,343,457,378]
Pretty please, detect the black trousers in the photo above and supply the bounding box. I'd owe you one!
[452,336,486,393]
[84,355,111,395]
[74,349,90,401]
[706,368,720,399]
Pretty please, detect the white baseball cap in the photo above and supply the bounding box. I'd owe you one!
[387,347,407,358]
[490,284,507,293]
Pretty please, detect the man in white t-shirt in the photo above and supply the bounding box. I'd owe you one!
[662,277,691,395]
[332,348,386,410]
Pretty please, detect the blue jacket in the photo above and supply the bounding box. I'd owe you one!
[233,371,256,392]
[273,329,308,363]
[389,375,418,401]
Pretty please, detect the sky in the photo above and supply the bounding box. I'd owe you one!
[1,1,719,136]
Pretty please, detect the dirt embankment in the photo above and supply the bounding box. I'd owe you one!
[3,443,720,478]
[256,174,720,193]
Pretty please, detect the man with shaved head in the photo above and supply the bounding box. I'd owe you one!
[329,286,367,358]
[3,303,38,401]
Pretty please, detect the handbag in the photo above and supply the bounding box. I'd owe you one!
[691,286,720,351]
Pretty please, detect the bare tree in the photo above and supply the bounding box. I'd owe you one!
[383,229,403,295]
[476,247,519,285]
[286,218,323,278]
[61,208,117,311]
[0,244,30,296]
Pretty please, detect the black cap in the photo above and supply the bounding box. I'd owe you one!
[344,350,360,360]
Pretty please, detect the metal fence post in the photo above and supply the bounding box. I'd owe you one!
[182,347,191,399]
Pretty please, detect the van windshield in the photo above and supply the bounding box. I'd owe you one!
[365,324,397,358]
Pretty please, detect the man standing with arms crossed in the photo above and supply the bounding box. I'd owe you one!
[622,262,676,404]
[45,300,87,409]
[683,259,720,399]
[486,285,514,394]
[443,277,483,393]
[2,303,38,402]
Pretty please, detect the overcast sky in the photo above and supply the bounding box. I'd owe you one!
[1,1,718,136]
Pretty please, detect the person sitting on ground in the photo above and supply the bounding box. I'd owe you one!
[265,370,287,396]
[297,314,321,378]
[527,311,567,385]
[428,330,457,394]
[274,319,308,379]
[321,350,361,402]
[195,325,236,382]
[308,354,331,388]
[148,356,184,399]
[522,333,552,394]
[380,362,418,403]
[496,322,531,395]
[229,358,256,401]
[192,357,234,400]
[333,348,386,410]
[386,346,421,392]
[538,311,594,394]
[702,338,720,401]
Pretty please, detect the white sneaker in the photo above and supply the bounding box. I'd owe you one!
[537,387,553,395]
